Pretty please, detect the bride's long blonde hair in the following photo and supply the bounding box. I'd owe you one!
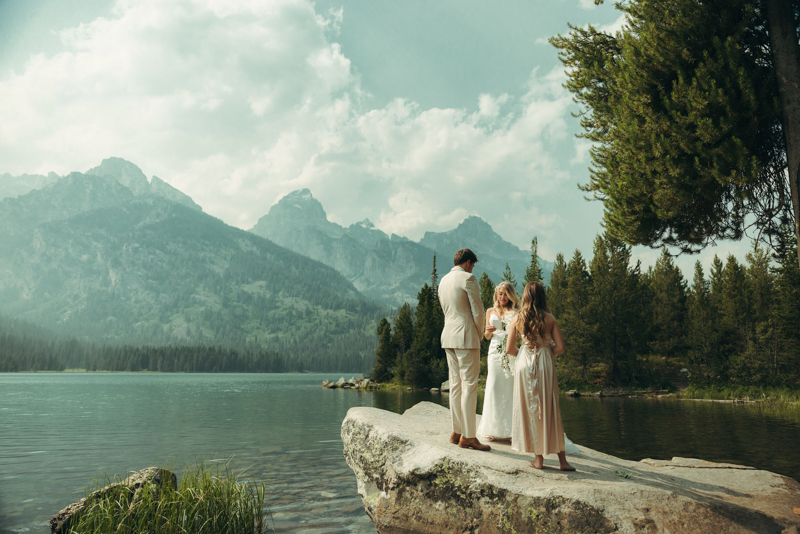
[493,281,519,318]
[516,282,548,345]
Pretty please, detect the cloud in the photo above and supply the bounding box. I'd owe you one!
[0,0,581,250]
[578,0,598,9]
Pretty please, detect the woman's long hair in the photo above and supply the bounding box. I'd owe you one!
[516,282,549,345]
[493,281,519,317]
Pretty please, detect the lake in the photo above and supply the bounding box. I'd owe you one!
[1,373,799,533]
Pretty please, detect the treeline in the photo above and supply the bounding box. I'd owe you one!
[373,241,545,387]
[0,318,374,373]
[372,232,800,390]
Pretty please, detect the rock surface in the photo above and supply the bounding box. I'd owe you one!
[342,402,800,534]
[50,467,177,534]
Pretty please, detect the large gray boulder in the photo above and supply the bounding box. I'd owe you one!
[341,402,800,534]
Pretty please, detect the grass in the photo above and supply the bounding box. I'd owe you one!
[67,462,268,534]
[678,385,800,405]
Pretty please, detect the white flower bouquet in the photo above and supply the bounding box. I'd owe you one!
[497,315,519,379]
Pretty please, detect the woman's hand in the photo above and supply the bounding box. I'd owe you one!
[484,324,496,339]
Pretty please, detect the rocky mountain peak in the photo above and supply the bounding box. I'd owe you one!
[85,157,150,195]
[270,189,328,221]
[355,218,375,229]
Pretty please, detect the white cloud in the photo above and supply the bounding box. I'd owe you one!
[578,0,597,9]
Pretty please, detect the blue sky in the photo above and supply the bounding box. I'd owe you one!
[0,0,753,273]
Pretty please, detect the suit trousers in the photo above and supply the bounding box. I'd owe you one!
[445,347,480,439]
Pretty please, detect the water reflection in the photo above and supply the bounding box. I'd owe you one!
[1,374,798,534]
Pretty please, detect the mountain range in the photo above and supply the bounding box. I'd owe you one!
[0,157,552,366]
[250,189,551,305]
[0,158,379,366]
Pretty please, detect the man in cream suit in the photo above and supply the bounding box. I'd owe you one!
[438,248,489,451]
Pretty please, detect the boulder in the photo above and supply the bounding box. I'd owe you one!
[322,379,332,388]
[430,388,439,393]
[564,390,581,397]
[51,467,177,534]
[341,402,800,534]
[336,377,347,388]
[440,380,450,392]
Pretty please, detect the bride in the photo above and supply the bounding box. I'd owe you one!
[476,281,519,442]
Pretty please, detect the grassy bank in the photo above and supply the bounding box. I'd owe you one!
[66,463,268,534]
[677,385,800,405]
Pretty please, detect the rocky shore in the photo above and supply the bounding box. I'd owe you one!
[341,402,800,534]
[322,377,378,390]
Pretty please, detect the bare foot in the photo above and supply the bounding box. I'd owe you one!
[557,452,576,471]
[530,455,544,469]
[485,436,495,442]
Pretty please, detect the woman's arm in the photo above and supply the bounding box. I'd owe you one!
[506,318,519,356]
[484,308,496,339]
[550,316,565,356]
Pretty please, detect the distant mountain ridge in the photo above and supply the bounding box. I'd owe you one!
[0,160,379,368]
[249,190,552,305]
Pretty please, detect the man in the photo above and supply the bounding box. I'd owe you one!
[438,248,489,451]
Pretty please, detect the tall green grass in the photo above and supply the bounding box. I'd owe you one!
[68,463,268,534]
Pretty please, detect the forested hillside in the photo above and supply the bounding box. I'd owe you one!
[0,160,381,369]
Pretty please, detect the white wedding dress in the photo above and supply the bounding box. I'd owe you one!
[477,312,515,439]
[477,311,581,455]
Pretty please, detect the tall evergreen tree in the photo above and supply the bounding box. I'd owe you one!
[372,318,395,383]
[547,253,568,317]
[524,237,544,285]
[392,303,414,383]
[501,263,517,291]
[588,234,643,384]
[648,249,687,359]
[561,250,595,380]
[686,262,719,383]
[431,253,439,298]
[404,284,446,387]
[552,0,800,267]
[773,224,800,384]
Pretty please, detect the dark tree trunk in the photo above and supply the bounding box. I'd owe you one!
[765,0,800,267]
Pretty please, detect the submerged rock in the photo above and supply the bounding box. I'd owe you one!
[50,467,177,534]
[341,402,800,534]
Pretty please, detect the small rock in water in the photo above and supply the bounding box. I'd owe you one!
[430,388,439,393]
[440,380,450,392]
[336,377,347,388]
[565,390,581,397]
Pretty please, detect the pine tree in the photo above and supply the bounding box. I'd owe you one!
[478,272,495,376]
[372,317,395,383]
[588,234,642,385]
[547,253,568,317]
[773,224,800,384]
[551,0,800,266]
[392,303,414,383]
[648,249,687,359]
[501,263,517,291]
[561,250,595,381]
[405,284,446,387]
[479,272,496,312]
[524,237,544,285]
[686,261,718,383]
[431,253,439,298]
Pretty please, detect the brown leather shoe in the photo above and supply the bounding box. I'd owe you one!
[458,437,491,451]
[450,432,461,444]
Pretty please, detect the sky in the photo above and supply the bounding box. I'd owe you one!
[0,0,756,274]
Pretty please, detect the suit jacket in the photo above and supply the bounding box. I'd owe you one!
[438,266,485,349]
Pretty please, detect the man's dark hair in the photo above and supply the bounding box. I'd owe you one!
[453,248,478,266]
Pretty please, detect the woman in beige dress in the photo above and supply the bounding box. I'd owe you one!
[506,281,575,471]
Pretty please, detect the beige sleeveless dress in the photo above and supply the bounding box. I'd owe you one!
[511,332,566,455]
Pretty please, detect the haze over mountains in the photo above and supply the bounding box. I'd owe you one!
[0,158,378,367]
[0,157,552,367]
[250,190,552,305]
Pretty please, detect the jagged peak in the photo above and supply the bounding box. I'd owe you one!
[355,218,375,229]
[457,215,493,231]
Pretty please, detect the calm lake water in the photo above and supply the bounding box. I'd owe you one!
[1,373,799,533]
